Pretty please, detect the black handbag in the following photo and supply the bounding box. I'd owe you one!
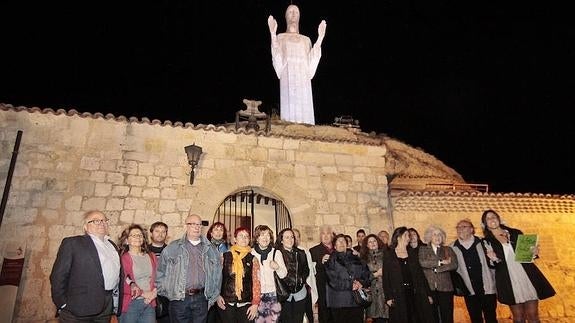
[155,295,170,318]
[352,287,373,308]
[273,249,290,303]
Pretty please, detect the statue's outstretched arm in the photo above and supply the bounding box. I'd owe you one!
[268,15,278,48]
[315,20,327,47]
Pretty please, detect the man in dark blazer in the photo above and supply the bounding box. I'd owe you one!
[309,225,335,323]
[50,210,121,322]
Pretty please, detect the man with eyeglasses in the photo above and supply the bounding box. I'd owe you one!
[50,210,121,322]
[156,214,222,323]
[450,219,498,323]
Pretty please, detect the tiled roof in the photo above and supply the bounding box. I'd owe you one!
[393,191,575,213]
[0,103,384,145]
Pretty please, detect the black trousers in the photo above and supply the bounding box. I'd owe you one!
[58,293,113,323]
[280,298,306,323]
[218,303,253,323]
[316,291,333,323]
[464,293,498,323]
[303,286,314,322]
[431,291,454,323]
[330,307,364,323]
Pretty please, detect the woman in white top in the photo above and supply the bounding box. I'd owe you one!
[251,225,287,323]
[482,210,555,323]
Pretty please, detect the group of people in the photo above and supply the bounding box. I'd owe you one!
[50,209,554,323]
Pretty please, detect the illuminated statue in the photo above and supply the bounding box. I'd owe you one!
[268,5,326,125]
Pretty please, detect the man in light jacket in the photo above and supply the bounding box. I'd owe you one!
[451,219,497,323]
[156,214,222,323]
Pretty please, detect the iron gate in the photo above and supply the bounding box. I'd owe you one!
[213,189,291,238]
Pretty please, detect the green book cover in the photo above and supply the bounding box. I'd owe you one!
[515,234,538,263]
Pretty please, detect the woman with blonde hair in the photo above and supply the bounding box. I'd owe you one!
[418,225,458,323]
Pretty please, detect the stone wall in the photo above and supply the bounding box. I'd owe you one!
[1,106,573,322]
[0,107,388,322]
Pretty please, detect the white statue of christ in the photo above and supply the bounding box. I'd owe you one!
[268,5,326,125]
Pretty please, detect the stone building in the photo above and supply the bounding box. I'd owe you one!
[0,103,573,322]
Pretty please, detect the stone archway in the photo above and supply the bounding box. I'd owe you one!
[212,187,291,239]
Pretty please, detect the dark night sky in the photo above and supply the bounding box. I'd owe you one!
[1,1,573,194]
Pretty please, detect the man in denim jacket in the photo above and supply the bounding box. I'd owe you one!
[156,214,222,322]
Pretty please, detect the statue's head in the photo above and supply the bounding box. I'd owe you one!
[285,5,300,25]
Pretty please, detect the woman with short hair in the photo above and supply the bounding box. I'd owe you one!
[251,225,287,323]
[419,225,458,323]
[217,227,261,323]
[325,234,371,323]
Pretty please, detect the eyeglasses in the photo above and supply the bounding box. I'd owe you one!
[129,234,144,238]
[456,225,472,229]
[87,219,109,225]
[186,222,202,227]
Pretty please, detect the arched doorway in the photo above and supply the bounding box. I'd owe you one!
[213,188,291,238]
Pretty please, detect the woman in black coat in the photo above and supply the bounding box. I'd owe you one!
[325,234,372,323]
[481,210,555,323]
[275,228,310,323]
[383,227,434,323]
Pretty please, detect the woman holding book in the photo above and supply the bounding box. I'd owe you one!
[481,209,555,323]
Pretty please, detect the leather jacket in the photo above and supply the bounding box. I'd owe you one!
[279,247,309,293]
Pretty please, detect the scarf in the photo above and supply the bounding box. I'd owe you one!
[211,238,226,248]
[254,244,272,261]
[230,245,252,299]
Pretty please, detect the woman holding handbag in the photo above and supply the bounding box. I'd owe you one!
[325,234,371,323]
[275,228,310,323]
[251,225,287,323]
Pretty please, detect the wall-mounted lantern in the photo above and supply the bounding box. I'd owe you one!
[184,144,203,185]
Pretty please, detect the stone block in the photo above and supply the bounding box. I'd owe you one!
[100,160,117,171]
[126,175,147,186]
[89,171,106,183]
[258,137,283,149]
[117,160,138,174]
[106,172,125,185]
[94,183,112,197]
[129,187,142,197]
[142,188,160,198]
[81,197,106,211]
[161,188,177,200]
[159,200,176,213]
[74,181,95,195]
[176,199,192,211]
[155,165,171,177]
[138,162,155,176]
[111,185,130,197]
[79,156,100,170]
[46,194,63,209]
[119,210,135,223]
[124,198,147,210]
[106,198,124,211]
[147,176,160,187]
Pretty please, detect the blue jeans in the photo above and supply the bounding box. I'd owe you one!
[119,298,155,323]
[170,293,208,323]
